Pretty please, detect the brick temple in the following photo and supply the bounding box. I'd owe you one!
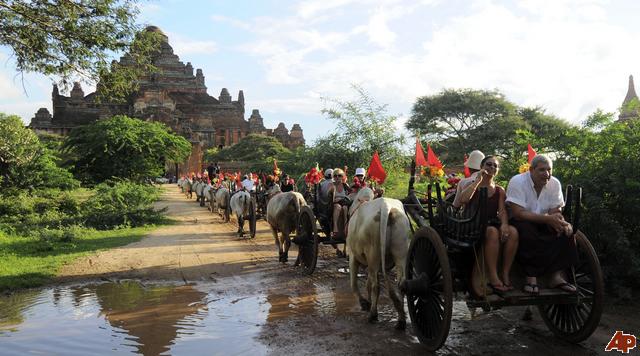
[29,26,304,174]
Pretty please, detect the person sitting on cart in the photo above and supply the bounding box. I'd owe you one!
[318,168,334,205]
[241,174,255,192]
[280,173,296,192]
[350,167,370,197]
[454,156,519,293]
[328,168,352,239]
[452,150,484,206]
[506,154,578,295]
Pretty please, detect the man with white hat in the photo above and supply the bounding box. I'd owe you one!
[453,150,485,208]
[354,167,366,181]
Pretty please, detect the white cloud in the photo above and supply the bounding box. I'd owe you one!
[165,32,217,56]
[234,0,639,126]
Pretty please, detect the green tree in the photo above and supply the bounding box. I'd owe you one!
[63,115,191,183]
[0,113,39,185]
[0,0,160,97]
[408,89,572,167]
[549,117,640,295]
[316,84,406,171]
[0,113,79,190]
[407,89,514,154]
[207,134,291,163]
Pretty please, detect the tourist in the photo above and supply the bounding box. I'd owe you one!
[281,174,296,192]
[455,156,519,293]
[453,150,484,208]
[506,154,577,294]
[241,174,255,191]
[328,168,351,239]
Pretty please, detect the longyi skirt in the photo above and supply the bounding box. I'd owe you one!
[511,220,578,277]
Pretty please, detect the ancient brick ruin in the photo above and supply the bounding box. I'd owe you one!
[29,26,304,174]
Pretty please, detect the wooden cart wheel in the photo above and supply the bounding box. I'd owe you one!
[538,230,604,343]
[296,206,318,275]
[224,194,231,223]
[404,227,453,351]
[249,198,257,239]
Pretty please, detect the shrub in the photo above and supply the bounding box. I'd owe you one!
[82,181,164,229]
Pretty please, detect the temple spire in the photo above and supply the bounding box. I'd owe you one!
[623,75,638,105]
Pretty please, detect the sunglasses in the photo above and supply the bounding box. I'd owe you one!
[485,162,499,168]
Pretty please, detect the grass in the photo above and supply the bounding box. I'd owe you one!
[0,226,156,292]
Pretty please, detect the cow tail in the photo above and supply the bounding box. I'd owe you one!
[379,201,390,280]
[243,193,248,216]
[294,194,301,214]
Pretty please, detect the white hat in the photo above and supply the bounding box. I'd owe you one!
[324,168,334,178]
[466,150,485,171]
[355,168,366,176]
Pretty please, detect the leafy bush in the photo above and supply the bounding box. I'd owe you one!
[81,181,165,229]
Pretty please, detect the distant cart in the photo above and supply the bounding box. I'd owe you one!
[399,161,604,351]
[293,182,349,275]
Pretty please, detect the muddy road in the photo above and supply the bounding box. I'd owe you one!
[2,185,636,355]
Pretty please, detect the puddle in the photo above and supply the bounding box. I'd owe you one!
[1,278,632,355]
[0,281,268,356]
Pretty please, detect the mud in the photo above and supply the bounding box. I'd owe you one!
[1,185,637,355]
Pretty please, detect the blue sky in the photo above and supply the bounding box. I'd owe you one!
[2,0,640,144]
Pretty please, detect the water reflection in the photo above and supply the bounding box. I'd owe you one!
[95,282,207,356]
[266,279,356,322]
[0,282,268,356]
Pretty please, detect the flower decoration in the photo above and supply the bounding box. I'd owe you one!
[304,166,323,185]
[519,162,530,174]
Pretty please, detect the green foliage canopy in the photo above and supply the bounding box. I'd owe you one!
[0,113,78,190]
[207,134,291,163]
[63,115,191,183]
[407,89,571,167]
[0,1,163,103]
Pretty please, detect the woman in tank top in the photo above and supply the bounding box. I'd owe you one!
[455,156,519,293]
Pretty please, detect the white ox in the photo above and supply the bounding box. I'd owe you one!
[347,187,410,329]
[230,191,252,237]
[213,186,230,218]
[180,178,193,199]
[266,185,306,263]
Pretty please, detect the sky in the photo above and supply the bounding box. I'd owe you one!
[1,0,640,144]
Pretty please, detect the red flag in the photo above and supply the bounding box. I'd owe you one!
[367,151,387,184]
[527,144,537,163]
[415,137,428,166]
[427,144,443,169]
[463,154,471,178]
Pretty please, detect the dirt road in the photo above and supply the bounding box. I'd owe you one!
[56,185,637,356]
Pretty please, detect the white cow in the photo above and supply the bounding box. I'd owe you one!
[214,186,230,218]
[230,190,252,237]
[195,181,207,206]
[266,186,306,263]
[181,178,193,199]
[347,187,410,329]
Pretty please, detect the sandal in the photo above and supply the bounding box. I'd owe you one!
[487,282,509,294]
[552,282,577,293]
[523,283,539,295]
[503,283,514,291]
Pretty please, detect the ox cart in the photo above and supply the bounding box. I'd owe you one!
[293,183,349,275]
[399,162,604,351]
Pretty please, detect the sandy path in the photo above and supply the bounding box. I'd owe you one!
[57,185,283,283]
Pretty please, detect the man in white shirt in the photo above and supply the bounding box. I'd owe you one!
[241,174,255,191]
[506,154,577,294]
